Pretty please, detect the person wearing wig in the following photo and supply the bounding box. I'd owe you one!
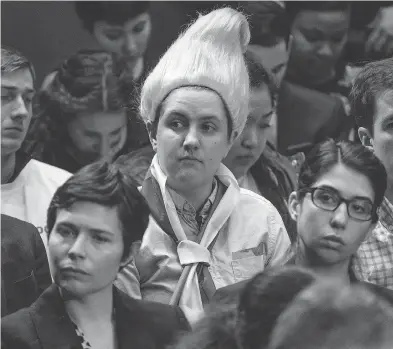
[115,8,291,324]
[30,51,149,173]
[214,139,393,305]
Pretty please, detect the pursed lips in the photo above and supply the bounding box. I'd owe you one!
[60,266,89,275]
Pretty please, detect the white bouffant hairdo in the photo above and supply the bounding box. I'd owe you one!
[140,7,250,137]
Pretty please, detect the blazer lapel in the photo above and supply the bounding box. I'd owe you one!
[114,289,154,349]
[30,284,82,349]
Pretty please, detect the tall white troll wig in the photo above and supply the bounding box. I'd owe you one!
[139,7,251,138]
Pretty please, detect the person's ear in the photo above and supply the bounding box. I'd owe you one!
[120,240,141,268]
[288,191,301,221]
[358,127,374,152]
[146,121,158,152]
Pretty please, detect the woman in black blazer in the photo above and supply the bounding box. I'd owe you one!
[2,161,190,349]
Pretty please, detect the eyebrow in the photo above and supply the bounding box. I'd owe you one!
[271,62,287,74]
[89,228,114,236]
[109,127,123,136]
[318,185,374,202]
[1,85,35,94]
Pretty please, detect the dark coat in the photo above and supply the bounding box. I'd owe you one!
[1,215,51,317]
[2,284,190,349]
[277,81,351,155]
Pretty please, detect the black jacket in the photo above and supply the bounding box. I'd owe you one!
[2,284,190,349]
[1,215,51,317]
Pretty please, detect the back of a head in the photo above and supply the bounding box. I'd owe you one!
[39,51,129,118]
[237,266,317,349]
[268,281,393,349]
[240,1,289,47]
[350,58,393,133]
[140,7,250,137]
[1,45,35,81]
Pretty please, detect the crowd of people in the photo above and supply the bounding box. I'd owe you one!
[1,1,393,349]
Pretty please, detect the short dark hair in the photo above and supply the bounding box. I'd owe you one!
[237,266,317,349]
[350,58,393,134]
[47,160,150,259]
[244,49,279,107]
[268,282,393,349]
[240,1,290,47]
[75,1,150,33]
[298,139,387,222]
[1,45,35,81]
[286,1,351,24]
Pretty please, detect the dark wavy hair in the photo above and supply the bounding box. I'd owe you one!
[1,45,35,81]
[297,139,387,222]
[350,58,393,135]
[237,266,317,349]
[47,160,150,260]
[75,1,150,33]
[240,1,290,47]
[268,282,393,349]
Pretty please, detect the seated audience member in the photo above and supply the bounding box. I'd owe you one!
[214,139,393,304]
[1,161,189,349]
[172,266,316,349]
[285,1,351,96]
[267,282,393,349]
[32,51,149,173]
[351,58,393,290]
[240,1,350,156]
[46,1,151,87]
[1,214,51,317]
[115,8,291,324]
[223,50,297,242]
[1,46,71,247]
[238,1,290,146]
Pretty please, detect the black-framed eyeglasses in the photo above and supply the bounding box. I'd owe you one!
[300,187,376,222]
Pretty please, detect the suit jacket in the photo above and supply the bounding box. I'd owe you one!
[277,81,351,155]
[1,284,190,349]
[1,215,51,317]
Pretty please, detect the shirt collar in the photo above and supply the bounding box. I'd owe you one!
[167,178,218,217]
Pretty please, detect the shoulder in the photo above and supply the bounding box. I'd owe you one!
[1,214,37,236]
[118,291,190,332]
[238,188,280,216]
[27,159,72,184]
[2,307,37,346]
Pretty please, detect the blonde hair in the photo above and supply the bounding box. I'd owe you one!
[140,7,250,137]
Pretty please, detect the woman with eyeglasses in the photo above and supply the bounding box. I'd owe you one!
[213,138,393,305]
[286,138,387,286]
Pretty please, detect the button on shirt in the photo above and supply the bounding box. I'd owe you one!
[352,197,393,289]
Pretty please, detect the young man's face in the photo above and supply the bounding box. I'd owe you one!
[1,68,34,157]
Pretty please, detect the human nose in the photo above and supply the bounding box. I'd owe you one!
[183,126,200,151]
[318,41,334,57]
[330,201,349,228]
[68,233,87,259]
[98,138,112,158]
[124,34,137,55]
[242,126,258,149]
[10,95,29,119]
